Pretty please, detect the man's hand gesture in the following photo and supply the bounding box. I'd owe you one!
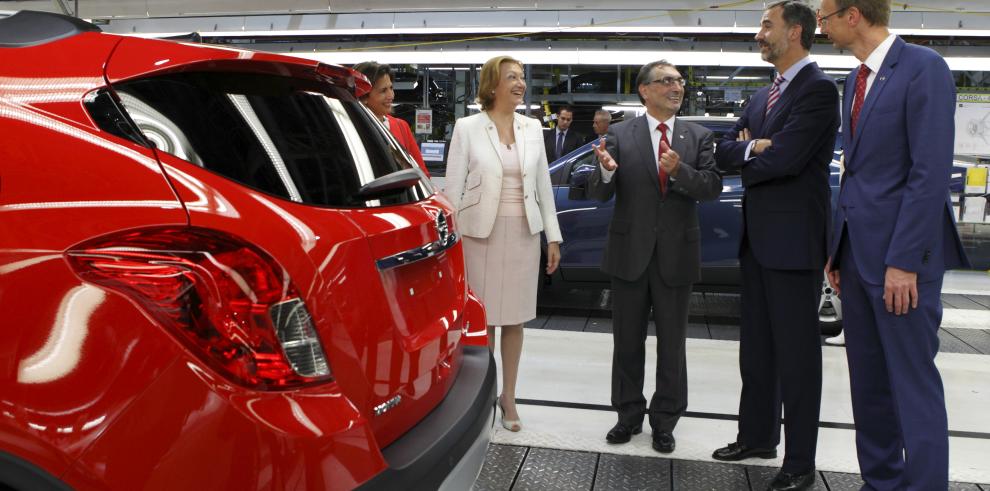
[593,137,617,171]
[659,140,680,177]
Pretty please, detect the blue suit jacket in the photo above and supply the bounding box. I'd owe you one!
[716,62,839,271]
[829,37,969,285]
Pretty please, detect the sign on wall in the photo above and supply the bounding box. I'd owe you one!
[955,93,990,156]
[415,109,433,134]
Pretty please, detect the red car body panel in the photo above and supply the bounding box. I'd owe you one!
[1,11,492,490]
[0,33,119,125]
[156,151,469,448]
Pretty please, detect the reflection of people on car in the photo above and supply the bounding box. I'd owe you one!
[711,3,838,489]
[353,61,430,176]
[444,55,563,433]
[544,106,584,161]
[588,60,722,454]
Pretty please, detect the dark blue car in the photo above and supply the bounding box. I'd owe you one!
[545,116,844,327]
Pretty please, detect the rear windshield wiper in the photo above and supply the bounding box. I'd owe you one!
[353,168,423,201]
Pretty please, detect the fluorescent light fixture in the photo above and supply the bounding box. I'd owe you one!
[602,105,644,112]
[290,50,990,72]
[467,104,542,110]
[703,75,765,80]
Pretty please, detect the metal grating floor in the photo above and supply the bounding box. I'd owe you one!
[473,444,989,491]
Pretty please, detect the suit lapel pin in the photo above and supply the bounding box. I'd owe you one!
[879,76,886,81]
[679,134,684,139]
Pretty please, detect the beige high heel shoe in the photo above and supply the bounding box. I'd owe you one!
[497,397,522,432]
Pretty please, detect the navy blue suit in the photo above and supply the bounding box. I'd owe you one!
[716,62,838,474]
[829,37,968,490]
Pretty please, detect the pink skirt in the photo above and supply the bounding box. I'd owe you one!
[462,216,540,326]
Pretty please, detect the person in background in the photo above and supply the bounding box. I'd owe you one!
[544,106,583,161]
[444,55,562,432]
[353,61,430,176]
[820,0,969,488]
[588,60,722,454]
[711,2,838,489]
[587,109,612,143]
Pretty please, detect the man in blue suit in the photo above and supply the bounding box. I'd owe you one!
[712,2,838,489]
[820,0,969,489]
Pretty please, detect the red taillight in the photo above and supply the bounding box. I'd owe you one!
[65,227,332,390]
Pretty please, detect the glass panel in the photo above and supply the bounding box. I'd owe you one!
[93,72,427,208]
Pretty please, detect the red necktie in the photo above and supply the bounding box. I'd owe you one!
[850,64,870,136]
[657,123,670,196]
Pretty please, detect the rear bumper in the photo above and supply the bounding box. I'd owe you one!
[358,345,497,490]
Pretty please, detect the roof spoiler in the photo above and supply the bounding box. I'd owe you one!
[160,32,204,43]
[0,10,100,48]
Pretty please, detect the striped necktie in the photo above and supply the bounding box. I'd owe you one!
[765,74,786,116]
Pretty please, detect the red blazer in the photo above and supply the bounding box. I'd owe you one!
[386,114,429,176]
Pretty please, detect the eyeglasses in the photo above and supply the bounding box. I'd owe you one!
[816,7,848,27]
[646,77,686,87]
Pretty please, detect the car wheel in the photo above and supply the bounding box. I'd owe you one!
[818,275,842,335]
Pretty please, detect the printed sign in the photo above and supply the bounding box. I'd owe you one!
[955,93,990,156]
[415,109,433,134]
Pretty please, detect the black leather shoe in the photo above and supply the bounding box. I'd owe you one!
[605,423,642,444]
[651,430,675,453]
[766,468,815,491]
[712,441,777,461]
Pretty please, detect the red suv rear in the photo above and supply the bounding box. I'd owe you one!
[0,11,494,490]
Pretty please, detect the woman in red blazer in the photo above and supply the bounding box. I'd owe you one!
[353,61,429,176]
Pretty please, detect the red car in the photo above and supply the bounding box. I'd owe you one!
[0,10,494,490]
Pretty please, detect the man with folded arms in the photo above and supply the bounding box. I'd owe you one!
[712,2,838,490]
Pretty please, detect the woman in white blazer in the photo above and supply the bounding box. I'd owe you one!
[445,55,562,432]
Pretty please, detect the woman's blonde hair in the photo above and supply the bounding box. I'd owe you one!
[476,55,523,112]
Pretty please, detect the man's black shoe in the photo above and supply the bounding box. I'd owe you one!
[605,423,641,444]
[651,430,675,453]
[712,441,777,461]
[766,468,816,491]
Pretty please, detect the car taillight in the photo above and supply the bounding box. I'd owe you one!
[65,227,332,390]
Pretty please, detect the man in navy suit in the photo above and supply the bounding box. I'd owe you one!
[820,0,969,489]
[712,2,837,489]
[544,106,583,161]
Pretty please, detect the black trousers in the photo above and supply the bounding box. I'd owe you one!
[610,253,691,433]
[737,244,823,474]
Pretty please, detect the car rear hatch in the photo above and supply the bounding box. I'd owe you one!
[101,37,469,446]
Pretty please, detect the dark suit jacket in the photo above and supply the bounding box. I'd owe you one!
[715,62,838,271]
[586,133,608,144]
[544,128,583,162]
[587,116,722,285]
[828,37,968,284]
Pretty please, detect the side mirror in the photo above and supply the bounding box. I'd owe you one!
[567,163,596,200]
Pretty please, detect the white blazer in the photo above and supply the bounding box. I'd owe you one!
[445,111,562,243]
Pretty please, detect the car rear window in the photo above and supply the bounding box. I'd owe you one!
[86,71,428,208]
